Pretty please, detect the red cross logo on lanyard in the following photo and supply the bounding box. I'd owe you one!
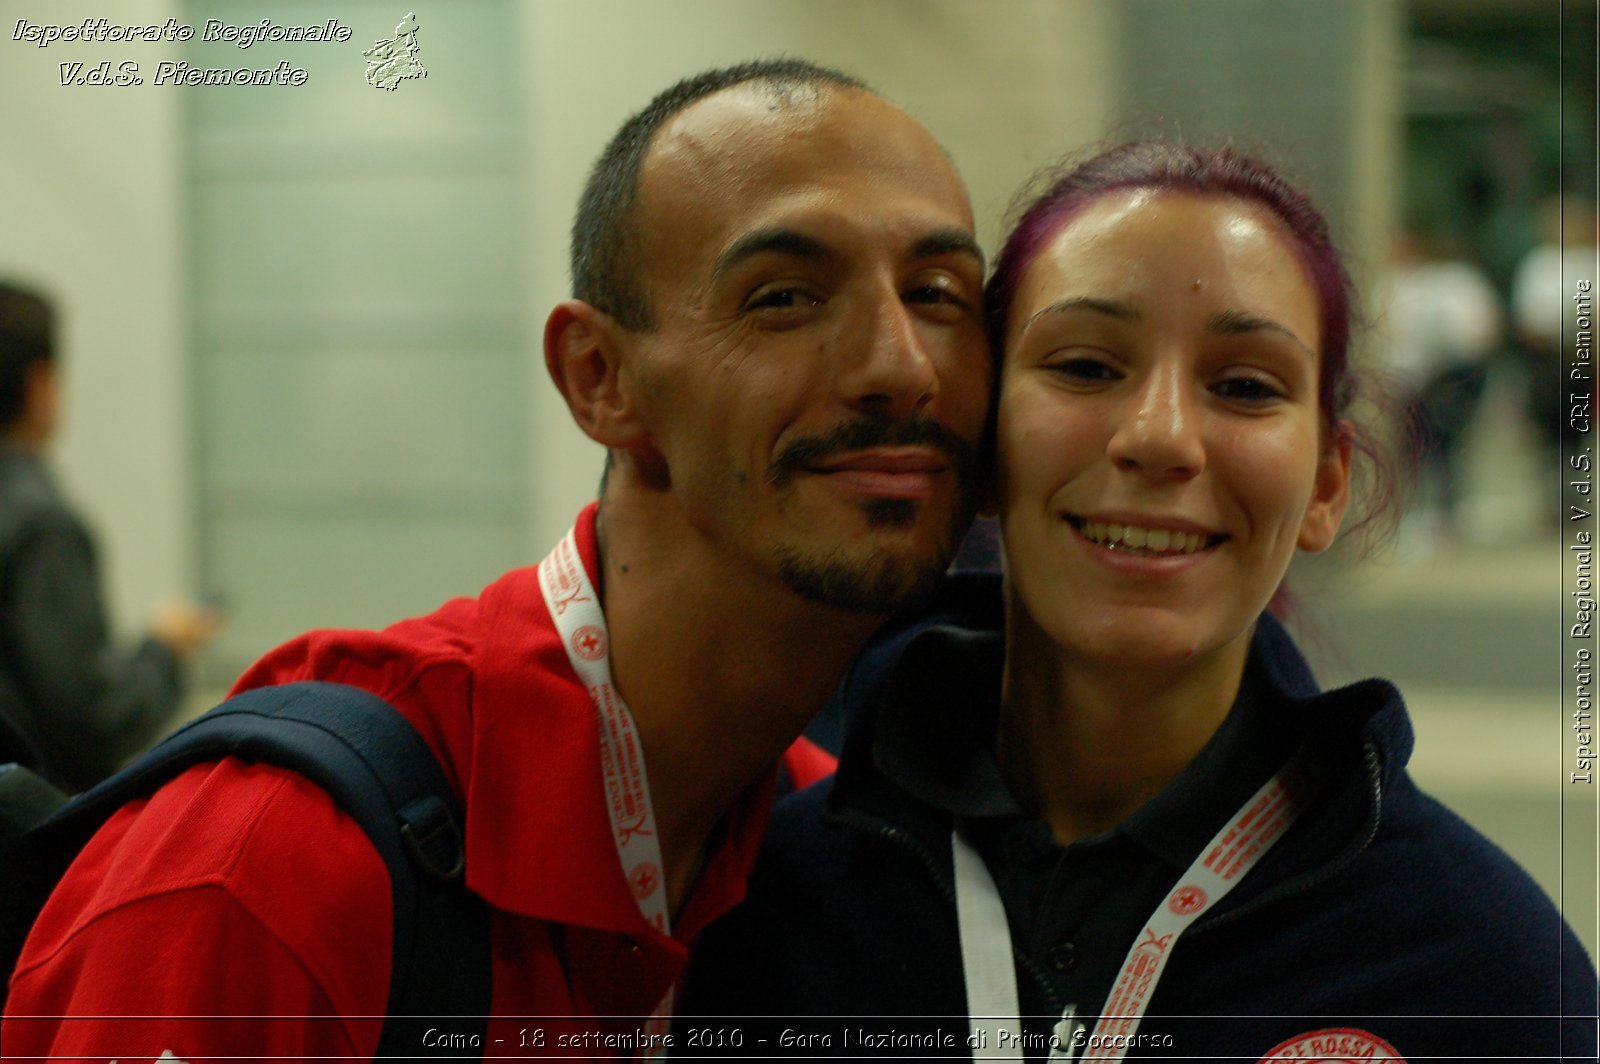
[1168,885,1208,916]
[630,861,662,900]
[572,625,607,662]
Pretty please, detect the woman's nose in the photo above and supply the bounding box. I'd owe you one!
[1105,361,1206,481]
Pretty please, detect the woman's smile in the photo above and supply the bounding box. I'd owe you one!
[997,189,1350,669]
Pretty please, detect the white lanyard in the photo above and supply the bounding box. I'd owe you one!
[955,757,1308,1062]
[538,526,673,1054]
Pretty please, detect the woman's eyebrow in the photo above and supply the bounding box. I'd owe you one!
[1024,296,1140,330]
[1208,309,1315,358]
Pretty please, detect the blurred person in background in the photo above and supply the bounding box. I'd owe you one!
[0,281,221,793]
[1381,226,1501,545]
[1512,195,1599,491]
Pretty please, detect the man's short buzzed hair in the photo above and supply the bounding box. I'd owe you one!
[571,58,870,332]
[0,282,55,430]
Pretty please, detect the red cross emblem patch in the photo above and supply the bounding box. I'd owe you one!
[571,625,607,662]
[1168,885,1208,916]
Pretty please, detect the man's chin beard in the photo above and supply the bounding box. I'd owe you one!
[773,544,944,616]
[770,486,974,614]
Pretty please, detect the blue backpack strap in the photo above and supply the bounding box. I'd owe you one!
[11,681,491,1057]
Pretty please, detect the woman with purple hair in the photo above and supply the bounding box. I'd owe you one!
[679,144,1596,1062]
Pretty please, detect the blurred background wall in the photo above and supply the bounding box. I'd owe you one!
[2,0,1409,672]
[1,0,1594,950]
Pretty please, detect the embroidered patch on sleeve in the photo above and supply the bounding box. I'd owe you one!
[1257,1027,1405,1062]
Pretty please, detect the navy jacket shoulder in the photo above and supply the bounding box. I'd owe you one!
[681,575,1599,1061]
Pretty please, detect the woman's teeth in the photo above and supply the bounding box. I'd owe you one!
[1079,521,1212,555]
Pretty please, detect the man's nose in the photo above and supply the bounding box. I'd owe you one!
[837,286,939,419]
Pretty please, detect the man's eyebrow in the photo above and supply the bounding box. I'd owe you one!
[711,229,832,284]
[1024,296,1140,330]
[911,228,985,273]
[1209,309,1315,357]
[711,226,985,285]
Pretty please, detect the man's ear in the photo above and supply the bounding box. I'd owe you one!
[16,359,59,447]
[544,300,646,449]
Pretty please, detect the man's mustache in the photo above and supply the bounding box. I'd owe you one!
[768,417,978,487]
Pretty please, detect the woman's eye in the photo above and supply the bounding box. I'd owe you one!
[1046,356,1121,383]
[1212,375,1286,402]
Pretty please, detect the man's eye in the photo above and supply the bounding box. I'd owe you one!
[904,283,970,310]
[746,287,821,311]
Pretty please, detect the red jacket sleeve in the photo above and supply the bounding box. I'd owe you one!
[3,760,390,1063]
